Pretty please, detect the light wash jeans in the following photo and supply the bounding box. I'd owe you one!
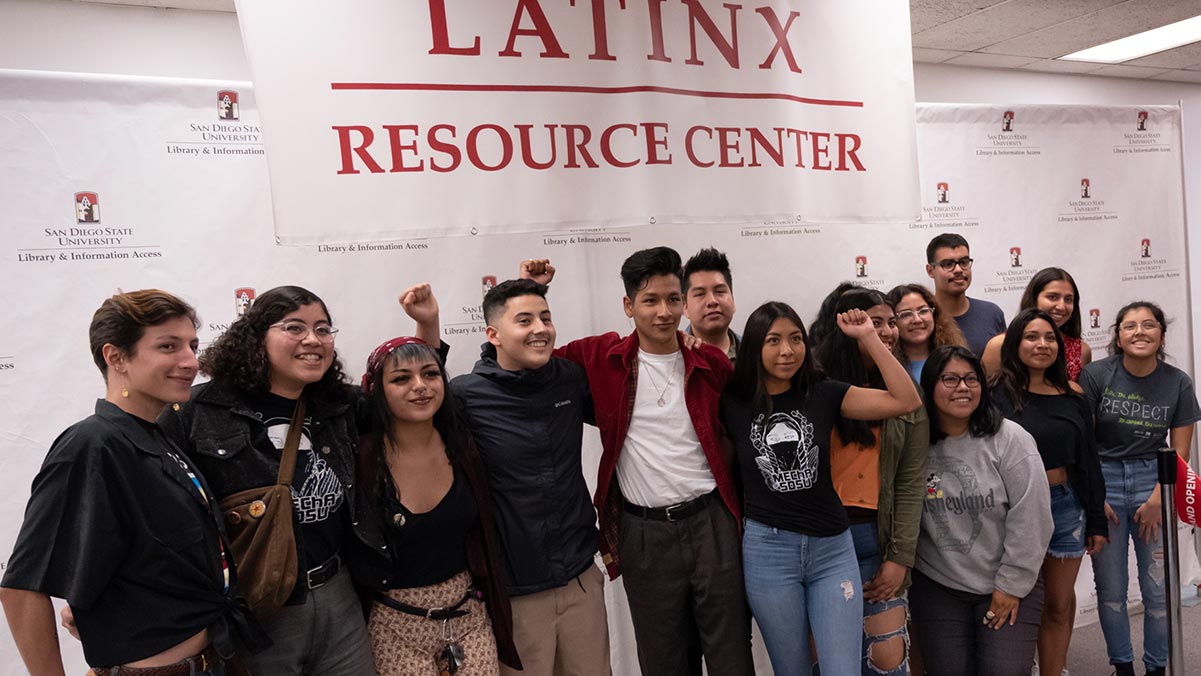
[742,518,862,676]
[849,521,909,676]
[1092,458,1166,670]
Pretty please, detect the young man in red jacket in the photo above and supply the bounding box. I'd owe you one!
[523,248,754,676]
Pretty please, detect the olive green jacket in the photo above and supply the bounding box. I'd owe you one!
[875,405,930,593]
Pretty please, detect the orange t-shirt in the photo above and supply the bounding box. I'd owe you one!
[830,430,880,511]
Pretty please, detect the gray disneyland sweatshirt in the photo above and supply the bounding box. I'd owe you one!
[915,419,1052,597]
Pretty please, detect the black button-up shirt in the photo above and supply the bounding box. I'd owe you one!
[2,400,247,667]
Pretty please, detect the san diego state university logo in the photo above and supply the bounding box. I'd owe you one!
[1002,110,1014,133]
[1137,110,1148,131]
[936,182,949,204]
[1141,239,1151,258]
[218,90,239,121]
[1089,308,1101,329]
[1080,178,1091,199]
[482,275,497,298]
[74,191,100,223]
[854,256,868,278]
[1009,247,1022,268]
[235,288,255,317]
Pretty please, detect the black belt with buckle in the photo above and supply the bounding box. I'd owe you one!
[623,489,718,522]
[374,586,479,620]
[305,553,341,589]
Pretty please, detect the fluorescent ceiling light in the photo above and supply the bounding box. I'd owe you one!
[1059,15,1201,64]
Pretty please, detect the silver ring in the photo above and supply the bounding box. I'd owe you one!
[984,610,996,620]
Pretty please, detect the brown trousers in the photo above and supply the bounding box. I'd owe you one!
[368,570,500,676]
[500,564,612,676]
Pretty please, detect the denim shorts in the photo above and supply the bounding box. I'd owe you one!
[1047,483,1086,558]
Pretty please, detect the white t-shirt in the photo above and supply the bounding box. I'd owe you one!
[616,349,716,508]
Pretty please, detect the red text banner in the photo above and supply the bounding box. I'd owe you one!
[234,0,920,243]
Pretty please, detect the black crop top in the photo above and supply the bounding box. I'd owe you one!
[382,465,478,588]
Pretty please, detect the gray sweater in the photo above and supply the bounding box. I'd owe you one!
[915,419,1052,597]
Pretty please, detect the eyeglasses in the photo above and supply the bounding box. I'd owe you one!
[896,307,933,322]
[270,321,339,342]
[938,373,981,389]
[935,257,973,272]
[1119,320,1161,334]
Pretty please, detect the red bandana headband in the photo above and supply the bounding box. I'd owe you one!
[361,336,427,395]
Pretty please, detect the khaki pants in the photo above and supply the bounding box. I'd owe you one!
[500,564,612,676]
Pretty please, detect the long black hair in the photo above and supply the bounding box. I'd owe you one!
[358,342,472,504]
[730,301,822,413]
[990,308,1074,412]
[809,281,862,346]
[1019,267,1083,338]
[200,285,352,401]
[814,288,890,446]
[921,345,1002,444]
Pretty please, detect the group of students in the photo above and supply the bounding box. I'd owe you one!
[0,234,1196,676]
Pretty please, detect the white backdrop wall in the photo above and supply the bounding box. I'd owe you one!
[3,2,1201,675]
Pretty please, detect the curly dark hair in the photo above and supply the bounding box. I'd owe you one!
[198,285,353,401]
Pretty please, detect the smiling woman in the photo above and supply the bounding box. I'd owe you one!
[0,290,268,674]
[349,338,519,676]
[158,285,376,675]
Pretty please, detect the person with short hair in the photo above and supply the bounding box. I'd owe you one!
[683,246,739,361]
[1080,302,1201,676]
[450,277,611,676]
[990,308,1106,676]
[910,346,1051,676]
[924,233,1005,356]
[1,290,267,675]
[722,300,921,676]
[885,283,966,382]
[981,267,1092,380]
[529,248,755,675]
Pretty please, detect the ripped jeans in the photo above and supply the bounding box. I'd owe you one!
[1092,458,1166,670]
[849,521,909,676]
[742,519,862,676]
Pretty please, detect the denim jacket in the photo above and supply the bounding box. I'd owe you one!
[159,380,361,603]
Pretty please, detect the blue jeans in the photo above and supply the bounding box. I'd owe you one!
[1092,459,1166,670]
[742,518,862,676]
[850,521,909,676]
[1047,483,1087,558]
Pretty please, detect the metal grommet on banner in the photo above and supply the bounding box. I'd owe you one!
[648,216,657,224]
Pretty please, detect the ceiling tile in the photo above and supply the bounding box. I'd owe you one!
[1020,58,1107,73]
[1149,69,1201,82]
[943,52,1040,68]
[980,0,1201,59]
[1088,64,1174,78]
[913,47,965,63]
[910,0,1012,34]
[912,0,1124,52]
[1124,41,1201,69]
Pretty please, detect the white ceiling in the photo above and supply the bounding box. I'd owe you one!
[76,0,1201,83]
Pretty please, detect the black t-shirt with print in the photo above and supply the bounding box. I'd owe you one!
[249,392,346,572]
[721,379,851,536]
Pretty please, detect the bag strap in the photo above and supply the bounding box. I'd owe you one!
[276,398,307,486]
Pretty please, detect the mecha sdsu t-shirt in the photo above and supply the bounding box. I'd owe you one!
[250,392,346,570]
[721,379,851,536]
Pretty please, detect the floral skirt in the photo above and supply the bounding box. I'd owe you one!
[368,570,500,676]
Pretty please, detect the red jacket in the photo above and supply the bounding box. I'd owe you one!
[556,331,738,579]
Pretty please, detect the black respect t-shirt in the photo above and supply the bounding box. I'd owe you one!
[249,393,346,571]
[721,379,851,536]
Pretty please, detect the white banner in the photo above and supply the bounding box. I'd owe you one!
[0,69,1194,673]
[233,0,920,243]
